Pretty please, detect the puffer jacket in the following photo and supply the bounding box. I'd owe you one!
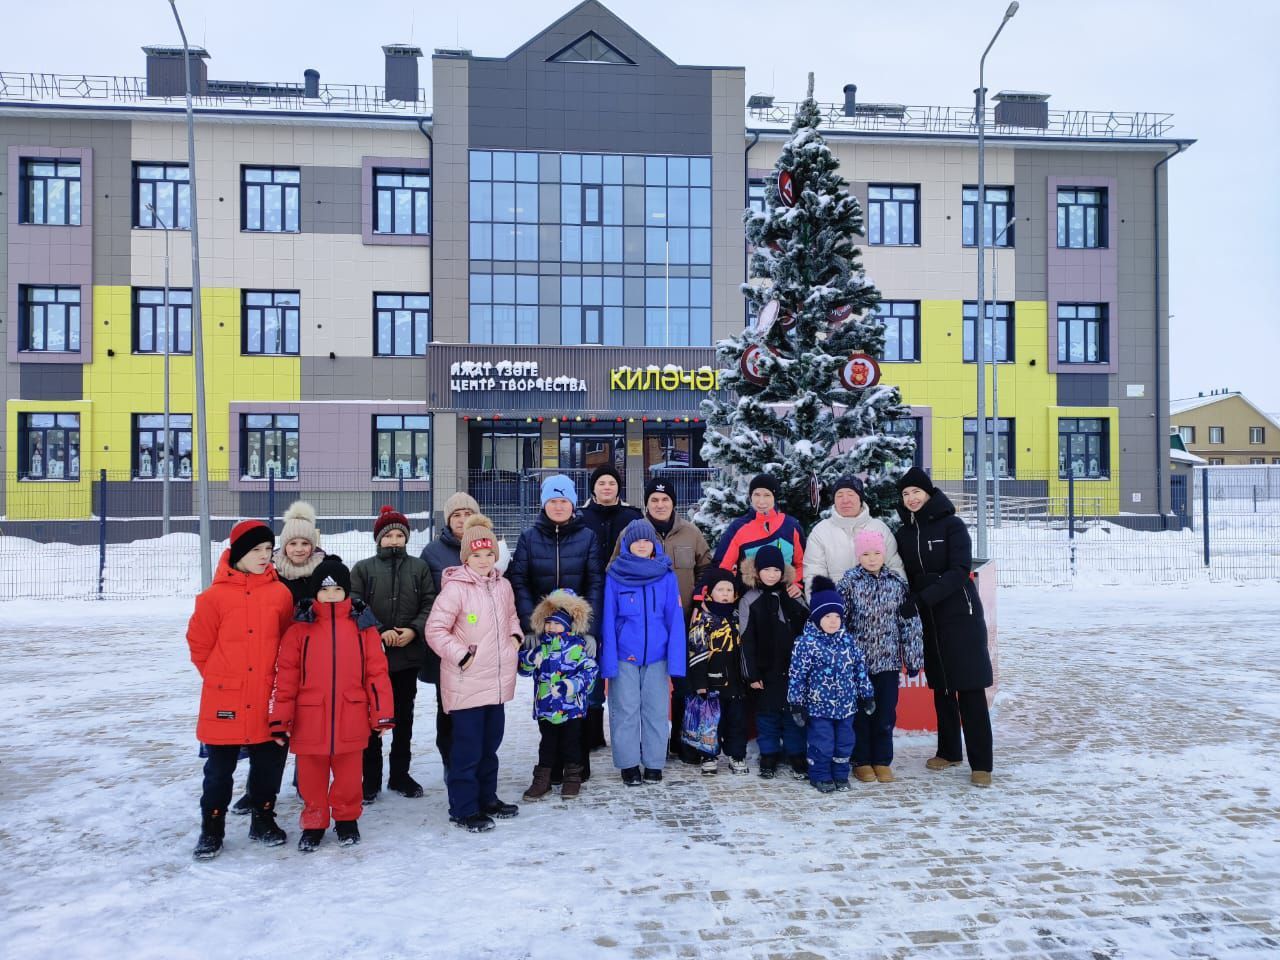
[600,544,687,679]
[581,499,642,570]
[509,510,604,635]
[187,551,295,745]
[610,513,712,627]
[804,507,904,597]
[269,598,395,755]
[519,591,599,723]
[738,557,809,714]
[426,563,523,714]
[686,603,748,697]
[895,490,993,693]
[421,528,512,593]
[272,546,327,604]
[712,509,806,582]
[836,565,924,676]
[786,621,875,720]
[350,546,437,673]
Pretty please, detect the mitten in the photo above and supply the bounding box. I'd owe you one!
[789,704,807,727]
[860,699,876,716]
[522,633,539,651]
[583,634,598,659]
[897,598,918,619]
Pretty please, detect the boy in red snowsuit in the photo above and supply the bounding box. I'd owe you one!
[270,555,395,851]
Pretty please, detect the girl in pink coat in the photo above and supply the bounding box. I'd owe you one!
[426,514,523,833]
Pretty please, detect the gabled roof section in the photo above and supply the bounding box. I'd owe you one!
[1170,392,1280,433]
[499,1,678,68]
[548,30,635,65]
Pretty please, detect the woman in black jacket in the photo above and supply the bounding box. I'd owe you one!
[894,467,994,787]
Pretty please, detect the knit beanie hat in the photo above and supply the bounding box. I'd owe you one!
[854,529,885,556]
[546,607,575,632]
[749,473,780,498]
[699,566,741,599]
[460,514,497,563]
[443,491,481,523]
[832,475,865,501]
[310,554,352,598]
[229,519,275,568]
[540,474,578,508]
[808,576,843,626]
[373,505,411,544]
[279,500,320,548]
[644,477,677,507]
[589,464,623,498]
[896,465,936,495]
[620,518,659,554]
[752,544,785,574]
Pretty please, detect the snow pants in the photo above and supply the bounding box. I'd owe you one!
[854,671,901,766]
[755,707,806,758]
[296,751,363,829]
[446,703,505,820]
[200,740,286,816]
[806,716,854,785]
[608,660,671,771]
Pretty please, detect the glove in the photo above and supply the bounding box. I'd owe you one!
[521,633,539,651]
[789,704,807,727]
[897,598,918,619]
[860,699,876,716]
[906,668,920,679]
[583,634,598,659]
[269,726,289,748]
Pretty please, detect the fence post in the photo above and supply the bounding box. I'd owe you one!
[1067,467,1076,578]
[267,467,276,530]
[397,470,406,516]
[1202,467,1211,567]
[98,468,108,598]
[1253,485,1258,514]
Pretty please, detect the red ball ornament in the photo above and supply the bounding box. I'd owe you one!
[740,345,769,386]
[778,170,796,208]
[839,353,882,390]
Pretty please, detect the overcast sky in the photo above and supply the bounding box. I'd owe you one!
[5,0,1278,412]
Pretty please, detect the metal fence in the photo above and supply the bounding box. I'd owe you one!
[0,466,1275,600]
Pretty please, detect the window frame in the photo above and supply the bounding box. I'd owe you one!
[240,413,300,480]
[963,417,1016,480]
[373,292,431,357]
[962,186,1014,248]
[133,162,191,230]
[1056,303,1109,365]
[132,413,193,480]
[874,300,921,362]
[1207,457,1225,466]
[241,166,301,233]
[241,290,301,356]
[1177,426,1196,445]
[1208,426,1225,445]
[886,415,925,469]
[866,183,920,246]
[1249,457,1265,465]
[19,158,82,226]
[18,285,81,353]
[748,178,767,215]
[372,414,432,480]
[1057,417,1110,480]
[1249,426,1265,444]
[963,301,1015,363]
[373,168,431,236]
[132,287,193,355]
[1056,186,1108,249]
[18,412,81,481]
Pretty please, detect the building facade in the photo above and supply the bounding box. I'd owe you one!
[1171,392,1280,466]
[0,0,1190,528]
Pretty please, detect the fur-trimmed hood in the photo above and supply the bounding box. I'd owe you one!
[531,589,592,636]
[739,554,796,589]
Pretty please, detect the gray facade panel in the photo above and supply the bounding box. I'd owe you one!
[300,165,362,234]
[1056,373,1109,407]
[299,356,426,401]
[19,363,83,400]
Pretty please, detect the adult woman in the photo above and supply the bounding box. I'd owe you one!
[805,475,903,598]
[894,466,994,787]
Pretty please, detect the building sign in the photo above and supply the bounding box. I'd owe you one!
[449,360,586,394]
[609,365,720,392]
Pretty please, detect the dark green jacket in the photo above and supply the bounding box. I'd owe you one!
[351,546,437,673]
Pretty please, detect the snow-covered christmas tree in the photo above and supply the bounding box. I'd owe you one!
[694,74,916,540]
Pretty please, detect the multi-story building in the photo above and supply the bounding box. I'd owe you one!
[1171,391,1280,466]
[0,0,1192,529]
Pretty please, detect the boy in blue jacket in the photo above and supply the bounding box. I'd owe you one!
[601,519,686,786]
[787,577,875,793]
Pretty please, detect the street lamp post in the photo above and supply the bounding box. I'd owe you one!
[974,0,1019,560]
[168,0,213,587]
[991,214,1017,528]
[146,203,173,537]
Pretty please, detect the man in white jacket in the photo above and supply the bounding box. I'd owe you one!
[804,475,904,597]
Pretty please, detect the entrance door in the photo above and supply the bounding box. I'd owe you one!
[643,423,707,507]
[468,424,541,529]
[559,423,626,498]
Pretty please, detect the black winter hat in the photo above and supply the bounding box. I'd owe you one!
[228,519,275,568]
[749,473,780,498]
[896,466,936,495]
[699,566,741,599]
[753,544,785,574]
[589,464,623,497]
[644,477,677,507]
[832,475,865,500]
[310,554,352,598]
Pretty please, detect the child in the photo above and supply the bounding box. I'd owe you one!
[186,519,296,860]
[351,505,437,803]
[426,515,523,833]
[601,519,686,786]
[787,577,875,793]
[269,556,395,852]
[686,567,750,775]
[273,500,327,603]
[519,589,599,800]
[739,545,809,781]
[837,530,924,784]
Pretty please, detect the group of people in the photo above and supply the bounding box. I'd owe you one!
[186,462,994,859]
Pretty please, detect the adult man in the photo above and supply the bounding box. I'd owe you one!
[804,474,903,597]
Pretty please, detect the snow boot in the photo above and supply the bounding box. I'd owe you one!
[231,793,252,816]
[788,754,808,780]
[297,828,325,853]
[561,764,585,799]
[621,766,643,787]
[248,800,287,847]
[728,758,749,775]
[926,756,962,771]
[700,758,718,776]
[482,798,520,819]
[758,753,780,779]
[334,820,361,846]
[853,765,877,783]
[450,812,495,833]
[387,773,424,798]
[362,785,380,804]
[812,780,837,795]
[873,764,895,783]
[523,766,554,801]
[642,768,663,784]
[833,780,852,792]
[971,771,992,788]
[193,810,226,861]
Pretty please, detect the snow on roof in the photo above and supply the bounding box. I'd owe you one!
[1170,448,1206,465]
[1170,392,1280,432]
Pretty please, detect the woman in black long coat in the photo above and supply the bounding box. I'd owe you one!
[893,467,994,787]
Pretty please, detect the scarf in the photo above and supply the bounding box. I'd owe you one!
[608,542,674,586]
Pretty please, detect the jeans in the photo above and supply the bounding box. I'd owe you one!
[607,660,671,771]
[755,708,806,758]
[934,688,994,773]
[200,740,287,816]
[854,671,901,766]
[296,751,362,829]
[806,716,854,785]
[446,704,505,819]
[364,667,418,790]
[717,695,747,762]
[537,717,582,770]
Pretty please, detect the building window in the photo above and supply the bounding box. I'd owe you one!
[1058,418,1109,479]
[1249,457,1265,465]
[1249,426,1265,444]
[886,416,924,470]
[133,413,193,479]
[18,285,81,353]
[242,291,300,355]
[962,186,1013,247]
[748,178,767,215]
[374,168,430,235]
[1057,303,1108,364]
[1208,457,1224,466]
[1209,426,1225,444]
[867,184,918,246]
[963,418,1015,479]
[20,158,81,225]
[468,424,540,474]
[645,277,711,346]
[242,167,300,233]
[134,163,190,229]
[875,301,920,362]
[562,277,623,346]
[374,293,430,356]
[373,415,431,479]
[241,414,299,479]
[469,274,538,344]
[18,413,80,480]
[963,302,1014,362]
[1272,458,1280,465]
[1177,426,1195,445]
[1056,187,1107,249]
[133,288,193,354]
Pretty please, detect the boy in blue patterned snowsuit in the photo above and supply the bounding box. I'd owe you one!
[787,576,875,793]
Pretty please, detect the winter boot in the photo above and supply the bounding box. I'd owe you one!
[643,768,663,783]
[248,800,287,847]
[758,754,780,779]
[812,780,837,795]
[970,771,992,788]
[297,828,325,853]
[788,754,809,780]
[193,809,226,861]
[700,758,718,776]
[450,812,495,833]
[580,751,592,784]
[387,773,424,798]
[926,756,962,771]
[523,766,554,801]
[873,764,895,783]
[482,798,520,819]
[561,764,585,799]
[621,766,643,787]
[833,780,852,792]
[231,793,252,816]
[853,765,877,783]
[334,820,361,846]
[728,757,749,775]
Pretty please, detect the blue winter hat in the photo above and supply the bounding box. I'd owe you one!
[620,518,659,554]
[540,474,579,508]
[809,575,843,626]
[547,608,574,632]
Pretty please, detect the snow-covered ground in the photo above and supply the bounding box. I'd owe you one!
[1,584,1277,959]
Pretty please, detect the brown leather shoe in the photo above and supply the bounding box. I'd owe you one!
[853,765,877,783]
[873,764,895,783]
[971,770,992,788]
[522,766,553,801]
[926,756,963,771]
[560,763,584,799]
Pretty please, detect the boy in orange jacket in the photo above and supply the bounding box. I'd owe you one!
[187,519,296,860]
[269,556,395,852]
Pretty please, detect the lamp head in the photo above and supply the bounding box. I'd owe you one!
[1005,1,1019,18]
